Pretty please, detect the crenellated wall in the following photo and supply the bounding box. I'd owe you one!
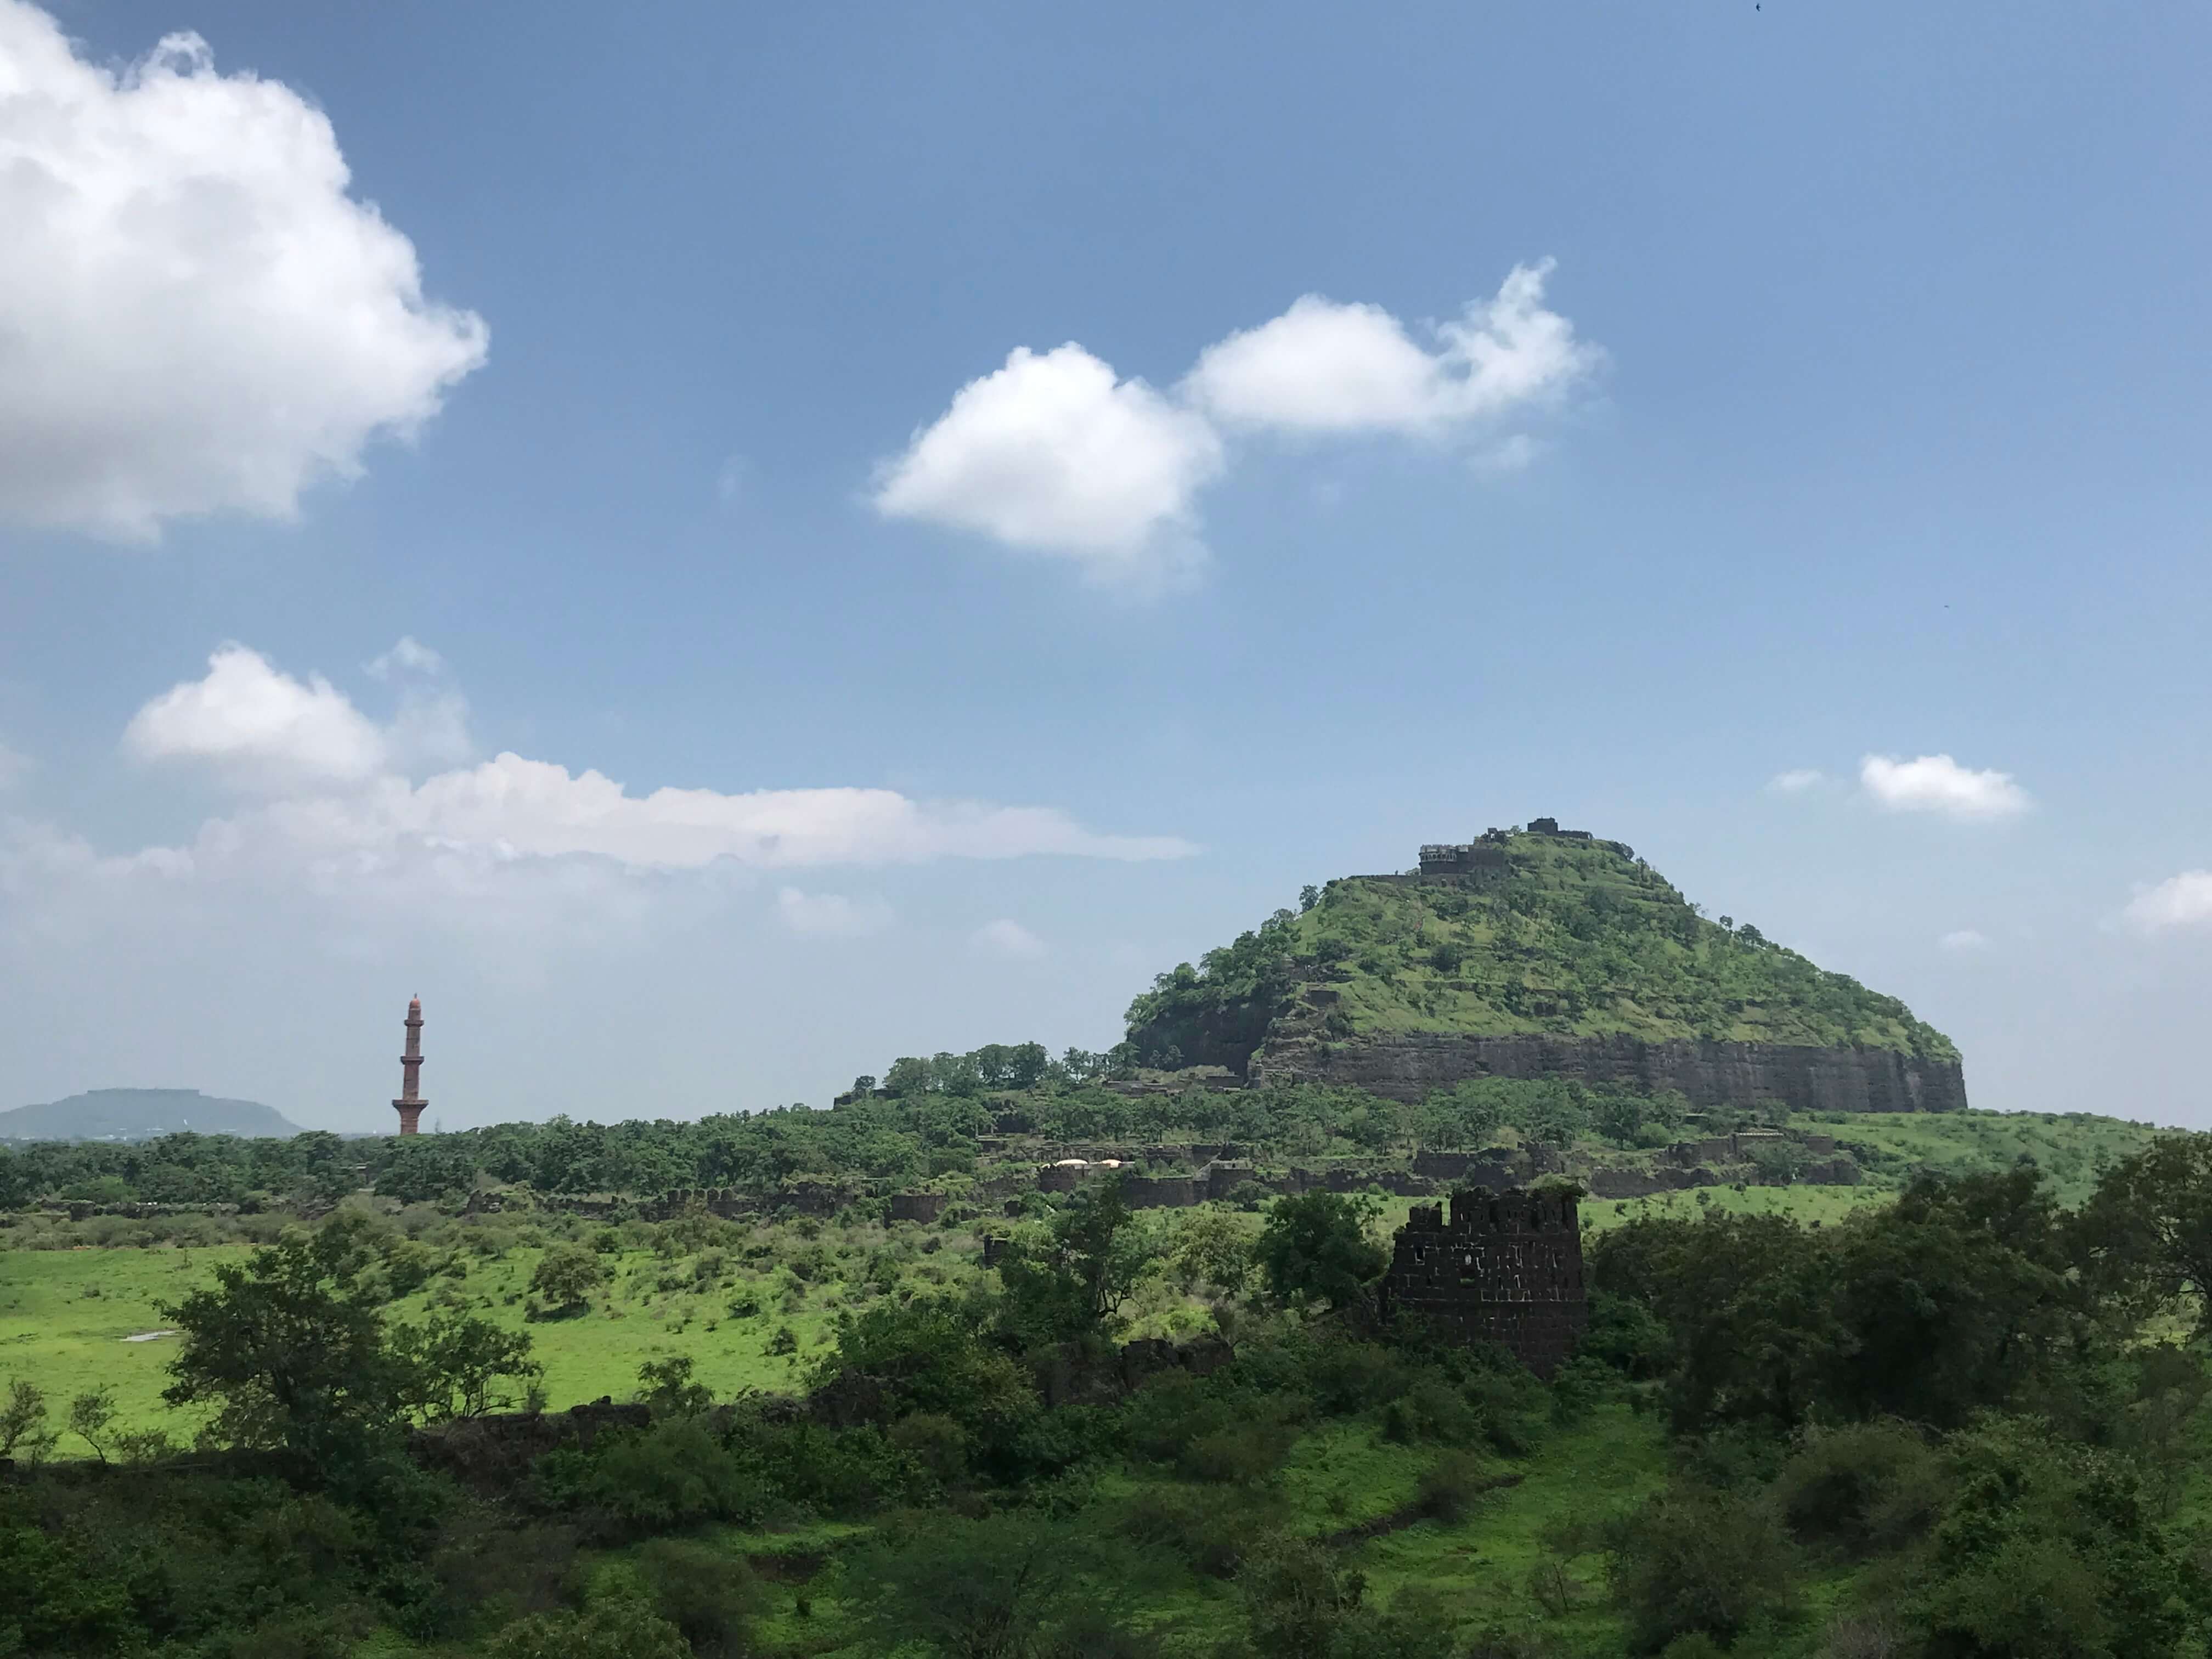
[1380,1187,1589,1377]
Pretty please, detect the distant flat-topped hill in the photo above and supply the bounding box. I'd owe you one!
[1124,821,1966,1111]
[0,1087,303,1142]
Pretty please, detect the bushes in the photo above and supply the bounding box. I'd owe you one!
[1772,1422,1942,1561]
[1605,1484,1803,1654]
[486,1591,689,1659]
[532,1417,766,1539]
[1410,1451,1493,1523]
[1118,1486,1283,1577]
[631,1539,764,1659]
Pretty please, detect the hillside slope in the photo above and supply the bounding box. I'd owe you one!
[1125,824,1964,1109]
[0,1087,302,1142]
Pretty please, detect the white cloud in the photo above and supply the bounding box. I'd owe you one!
[116,642,1194,881]
[776,887,891,939]
[124,645,391,788]
[0,2,487,540]
[1183,263,1599,436]
[973,918,1046,958]
[2124,872,2212,935]
[872,344,1222,590]
[1859,754,2030,821]
[366,637,471,772]
[0,738,27,788]
[1768,768,1826,794]
[1938,929,1989,952]
[874,263,1599,595]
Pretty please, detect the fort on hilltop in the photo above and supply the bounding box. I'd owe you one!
[1123,822,1968,1114]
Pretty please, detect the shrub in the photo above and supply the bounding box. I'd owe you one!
[1118,1487,1282,1578]
[633,1539,763,1659]
[1606,1485,1803,1654]
[531,1418,765,1539]
[1182,1421,1295,1485]
[1411,1451,1492,1522]
[1773,1421,1943,1560]
[529,1246,606,1311]
[1380,1375,1479,1446]
[486,1593,689,1659]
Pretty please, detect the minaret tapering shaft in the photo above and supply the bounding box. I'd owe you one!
[392,995,427,1135]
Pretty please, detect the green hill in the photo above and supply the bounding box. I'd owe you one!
[0,1087,302,1142]
[1124,823,1959,1080]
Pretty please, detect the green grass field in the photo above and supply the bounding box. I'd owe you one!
[4,1104,2166,1452]
[0,1232,991,1442]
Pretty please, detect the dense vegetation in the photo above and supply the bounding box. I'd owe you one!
[1124,832,1960,1071]
[4,1093,2210,1657]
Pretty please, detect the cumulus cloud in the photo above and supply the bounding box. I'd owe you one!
[2124,872,2212,935]
[872,345,1222,590]
[1938,929,1989,952]
[973,918,1046,958]
[125,645,392,788]
[1768,768,1825,794]
[1183,263,1599,436]
[113,643,1193,882]
[1859,754,2030,821]
[776,887,892,939]
[873,264,1597,592]
[0,2,487,540]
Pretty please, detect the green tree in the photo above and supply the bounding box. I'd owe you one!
[161,1217,406,1467]
[1166,1208,1256,1297]
[1908,1417,2209,1658]
[531,1244,608,1311]
[2075,1134,2212,1331]
[841,1511,1141,1659]
[997,1177,1155,1342]
[163,1215,540,1471]
[390,1310,543,1420]
[1,1378,54,1462]
[65,1387,117,1466]
[1606,1485,1803,1654]
[1255,1190,1387,1311]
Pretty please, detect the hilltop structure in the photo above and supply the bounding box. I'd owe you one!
[1124,822,1967,1113]
[393,997,427,1136]
[1381,1185,1588,1377]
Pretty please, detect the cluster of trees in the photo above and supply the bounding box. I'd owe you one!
[3,1067,1680,1218]
[1122,906,1304,1072]
[1580,1138,2212,1652]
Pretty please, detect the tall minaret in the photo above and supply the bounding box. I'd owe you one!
[392,996,427,1136]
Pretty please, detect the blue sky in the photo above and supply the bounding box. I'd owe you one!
[3,2,2208,1130]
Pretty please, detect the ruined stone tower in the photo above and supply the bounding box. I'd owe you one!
[392,996,427,1136]
[1380,1186,1588,1378]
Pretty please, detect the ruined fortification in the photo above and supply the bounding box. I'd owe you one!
[1251,1029,1966,1112]
[1381,1186,1588,1378]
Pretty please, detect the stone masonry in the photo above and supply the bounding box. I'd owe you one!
[1381,1187,1588,1378]
[1254,1030,1966,1114]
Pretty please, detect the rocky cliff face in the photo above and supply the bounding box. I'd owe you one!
[1250,1030,1966,1113]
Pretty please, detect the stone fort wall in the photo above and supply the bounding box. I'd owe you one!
[1381,1187,1588,1378]
[1254,1031,1965,1114]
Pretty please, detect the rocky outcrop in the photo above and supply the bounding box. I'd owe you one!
[1251,1031,1963,1113]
